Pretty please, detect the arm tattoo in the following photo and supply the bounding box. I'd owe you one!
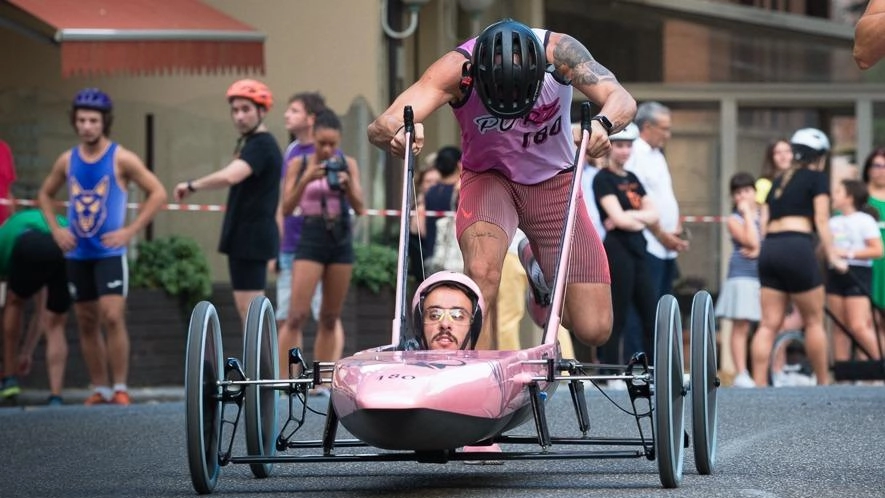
[552,35,614,86]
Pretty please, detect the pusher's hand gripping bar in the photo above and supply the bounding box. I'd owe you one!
[391,106,416,347]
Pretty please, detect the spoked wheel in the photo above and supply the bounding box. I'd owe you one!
[243,296,280,478]
[690,290,718,475]
[767,330,812,387]
[653,294,685,489]
[185,301,224,494]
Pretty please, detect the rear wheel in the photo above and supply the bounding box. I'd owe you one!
[243,296,279,478]
[653,294,685,489]
[185,302,224,494]
[690,291,718,475]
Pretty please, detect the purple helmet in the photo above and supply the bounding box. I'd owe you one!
[72,88,113,112]
[411,271,485,350]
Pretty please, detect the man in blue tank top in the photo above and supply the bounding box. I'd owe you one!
[38,88,168,406]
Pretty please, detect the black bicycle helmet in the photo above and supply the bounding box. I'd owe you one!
[472,19,548,119]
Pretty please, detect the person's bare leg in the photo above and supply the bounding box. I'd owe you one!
[791,286,829,385]
[751,288,788,386]
[2,292,25,379]
[460,221,508,350]
[99,295,129,387]
[44,311,69,396]
[730,319,751,374]
[75,301,109,388]
[233,290,264,327]
[845,295,882,360]
[313,264,351,362]
[284,260,323,369]
[563,282,613,347]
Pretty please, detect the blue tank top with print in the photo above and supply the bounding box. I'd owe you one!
[67,142,128,259]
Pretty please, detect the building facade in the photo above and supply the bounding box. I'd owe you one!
[0,0,881,292]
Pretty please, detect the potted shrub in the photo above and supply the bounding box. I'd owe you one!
[124,235,214,385]
[351,242,399,293]
[129,235,213,314]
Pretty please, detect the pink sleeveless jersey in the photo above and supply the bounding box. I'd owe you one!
[453,29,575,185]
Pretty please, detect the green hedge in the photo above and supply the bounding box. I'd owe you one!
[129,236,212,310]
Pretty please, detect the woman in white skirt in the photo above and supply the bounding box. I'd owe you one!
[716,172,761,387]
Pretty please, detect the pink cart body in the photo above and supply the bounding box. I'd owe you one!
[330,343,560,450]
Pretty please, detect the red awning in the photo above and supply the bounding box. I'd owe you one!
[4,0,265,77]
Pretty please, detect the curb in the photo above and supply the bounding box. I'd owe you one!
[1,386,185,408]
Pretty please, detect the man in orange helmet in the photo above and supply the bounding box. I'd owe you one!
[174,79,283,323]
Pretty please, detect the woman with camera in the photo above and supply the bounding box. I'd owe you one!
[281,109,365,374]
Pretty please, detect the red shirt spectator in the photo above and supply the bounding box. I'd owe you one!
[0,140,17,225]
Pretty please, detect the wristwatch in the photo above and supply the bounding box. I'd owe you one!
[590,115,614,134]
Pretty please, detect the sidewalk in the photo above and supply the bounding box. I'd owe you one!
[1,386,185,408]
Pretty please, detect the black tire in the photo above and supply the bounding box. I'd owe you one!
[185,301,224,495]
[690,290,718,475]
[243,296,279,478]
[767,330,810,387]
[654,294,685,489]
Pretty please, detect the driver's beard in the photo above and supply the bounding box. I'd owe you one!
[431,331,460,347]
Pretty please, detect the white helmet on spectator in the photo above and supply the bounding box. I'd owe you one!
[790,128,830,162]
[610,122,639,142]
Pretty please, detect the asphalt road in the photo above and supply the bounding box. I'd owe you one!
[0,385,883,497]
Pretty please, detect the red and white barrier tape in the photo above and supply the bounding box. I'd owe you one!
[1,198,727,222]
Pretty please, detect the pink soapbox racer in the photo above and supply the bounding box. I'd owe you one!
[183,105,720,494]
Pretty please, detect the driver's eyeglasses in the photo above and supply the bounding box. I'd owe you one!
[424,307,471,324]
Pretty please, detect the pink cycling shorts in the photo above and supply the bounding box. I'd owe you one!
[456,168,610,285]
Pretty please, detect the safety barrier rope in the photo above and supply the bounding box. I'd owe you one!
[0,198,736,223]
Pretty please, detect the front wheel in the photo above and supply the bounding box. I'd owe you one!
[653,294,685,489]
[185,302,224,494]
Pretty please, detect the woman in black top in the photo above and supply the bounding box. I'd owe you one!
[750,128,845,387]
[593,123,659,376]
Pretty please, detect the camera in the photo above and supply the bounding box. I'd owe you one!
[323,156,347,191]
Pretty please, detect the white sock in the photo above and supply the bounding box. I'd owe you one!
[96,386,113,401]
[113,383,128,393]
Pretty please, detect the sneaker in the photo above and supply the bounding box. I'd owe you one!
[784,371,816,387]
[0,377,21,399]
[524,289,550,328]
[111,391,131,406]
[518,238,551,327]
[84,392,108,405]
[732,371,755,388]
[47,395,64,407]
[771,370,790,387]
[462,443,503,465]
[518,238,551,303]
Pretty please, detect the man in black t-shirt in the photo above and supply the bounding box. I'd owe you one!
[174,79,282,323]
